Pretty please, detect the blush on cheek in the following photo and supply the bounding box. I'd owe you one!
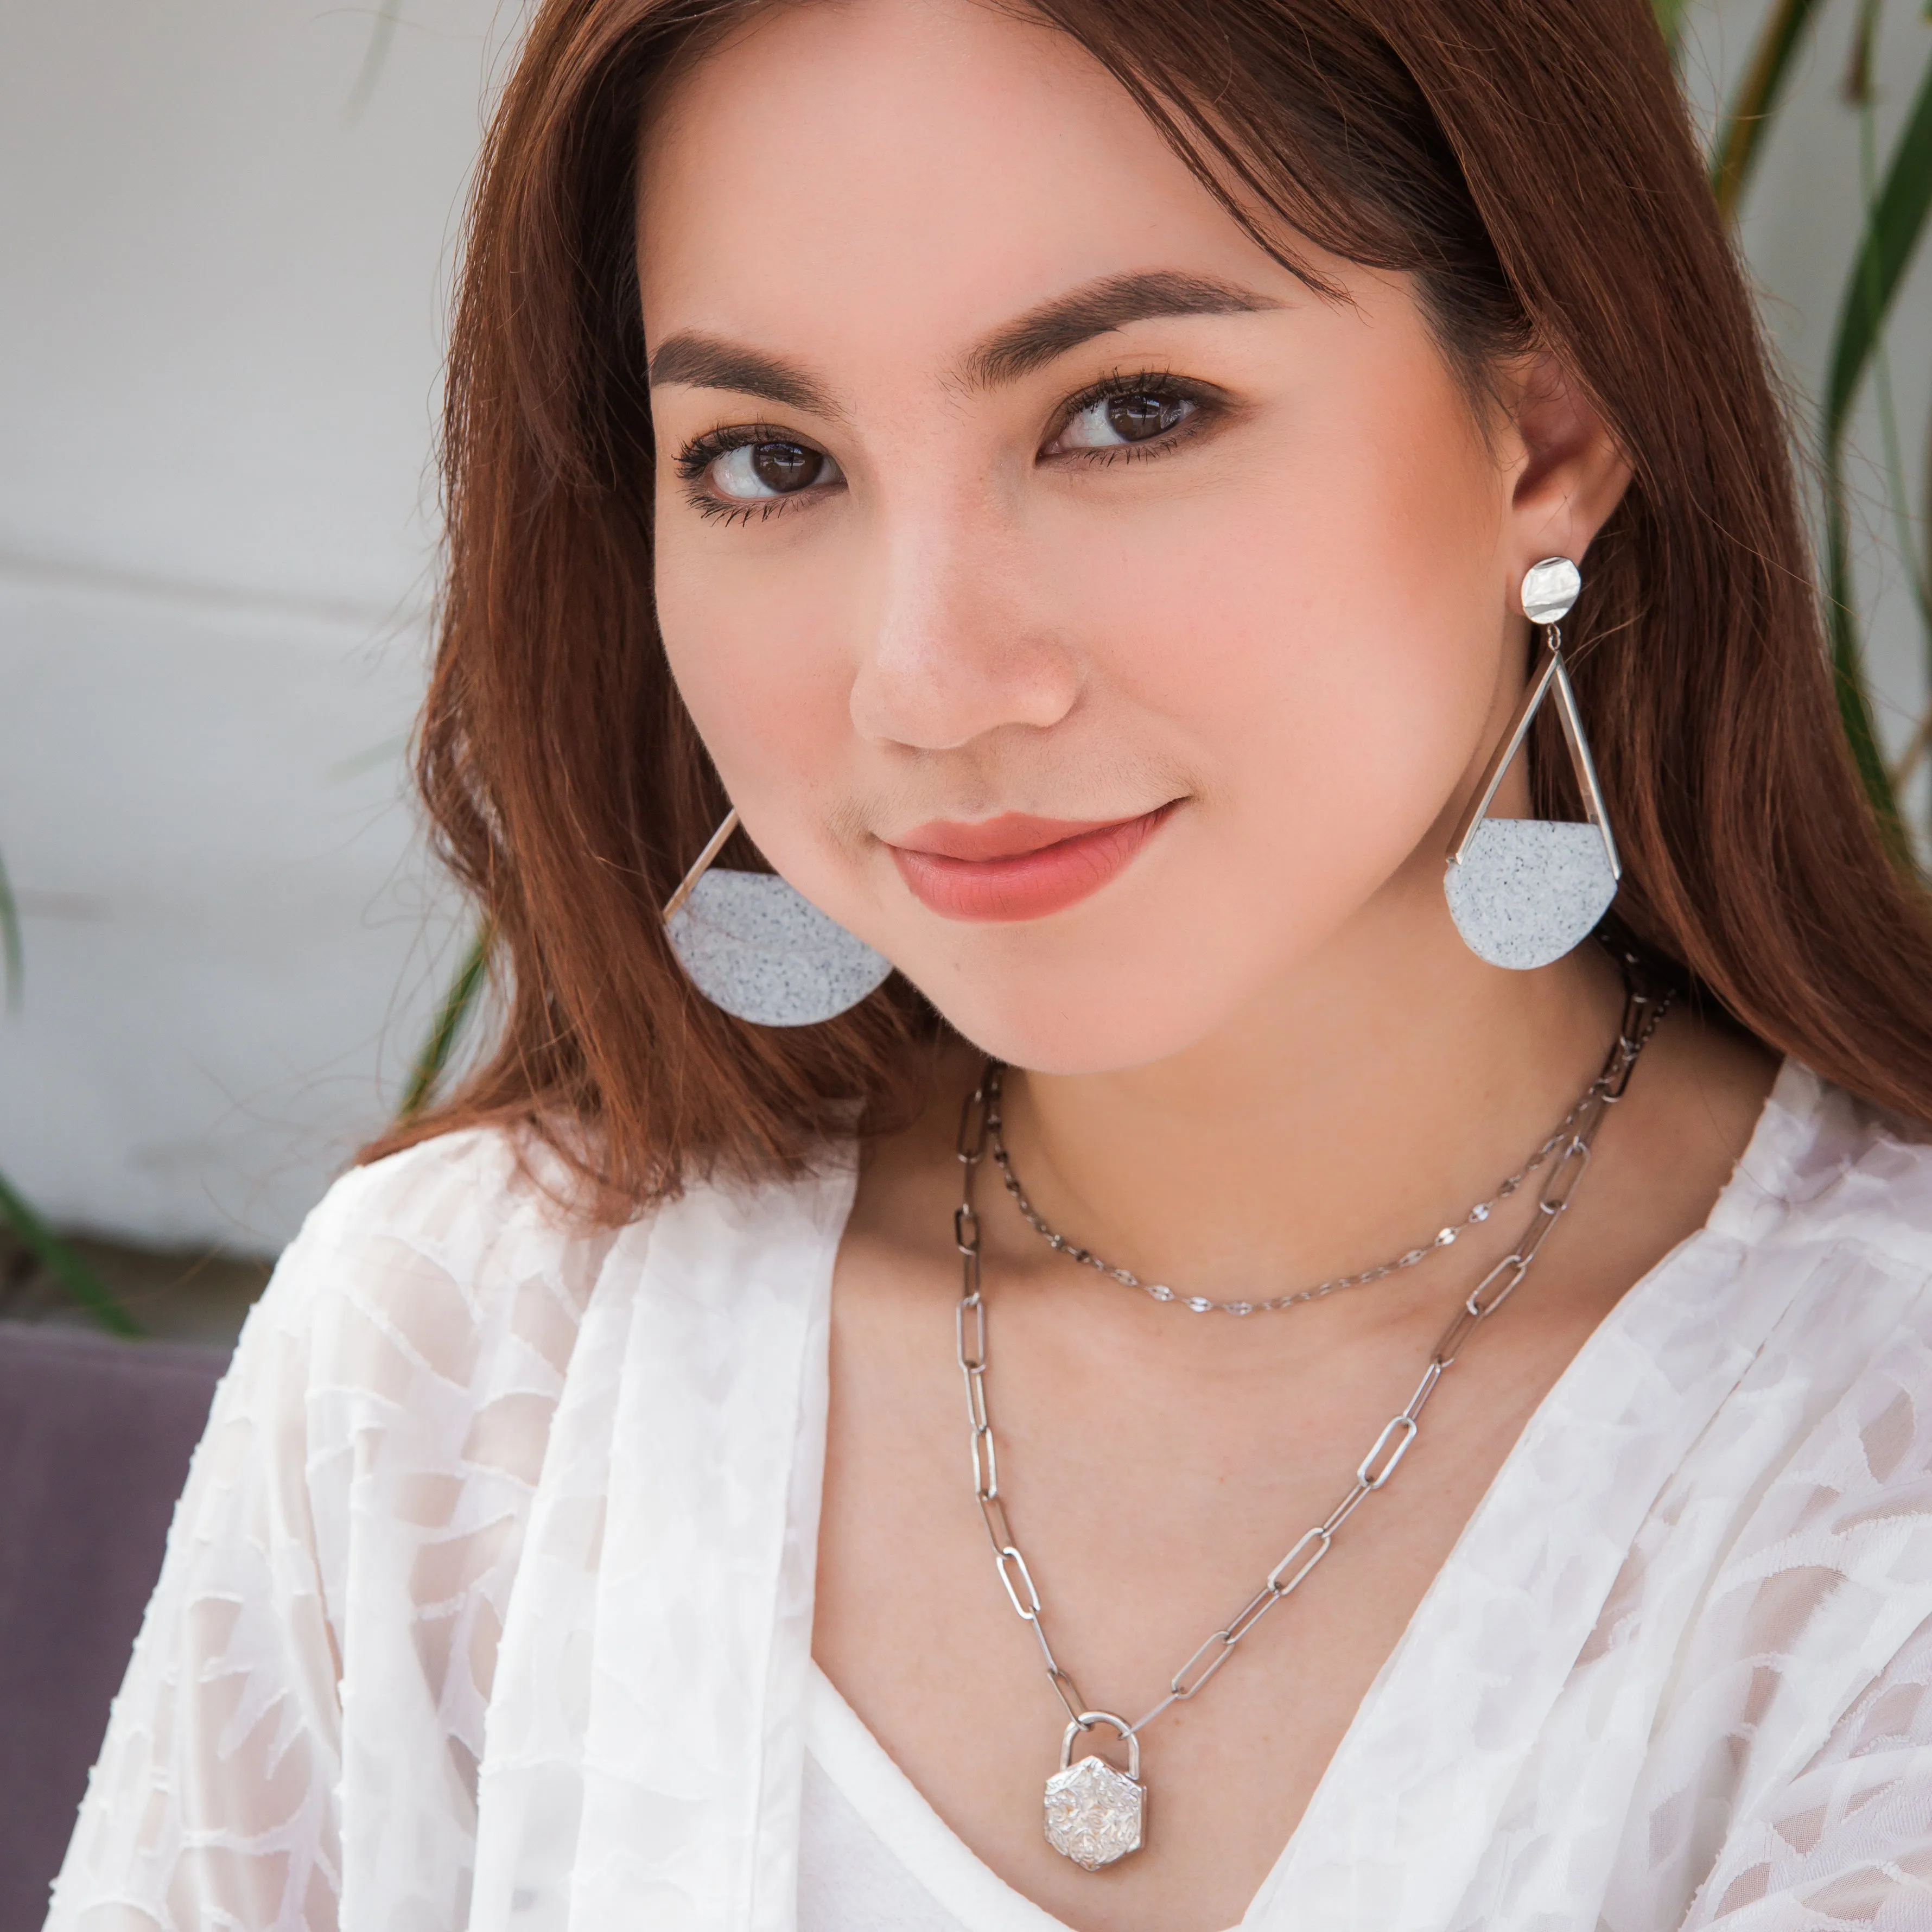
[657,556,850,799]
[653,599,892,957]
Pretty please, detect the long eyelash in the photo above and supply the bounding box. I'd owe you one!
[1045,366,1224,467]
[675,421,836,524]
[674,421,770,482]
[1057,365,1189,417]
[692,499,792,528]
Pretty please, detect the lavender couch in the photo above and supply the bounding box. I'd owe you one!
[0,1323,224,1931]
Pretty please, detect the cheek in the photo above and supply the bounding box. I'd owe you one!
[653,503,861,835]
[1040,409,1504,893]
[926,403,1509,1066]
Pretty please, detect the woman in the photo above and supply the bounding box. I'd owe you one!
[48,0,1932,1927]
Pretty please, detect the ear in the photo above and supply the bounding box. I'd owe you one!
[1499,353,1632,588]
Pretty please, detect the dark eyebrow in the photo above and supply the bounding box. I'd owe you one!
[645,270,1279,415]
[962,270,1282,388]
[647,333,840,416]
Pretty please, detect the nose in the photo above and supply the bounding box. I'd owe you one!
[847,488,1081,752]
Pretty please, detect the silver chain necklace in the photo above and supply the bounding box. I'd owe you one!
[952,975,1668,1872]
[987,1057,1626,1319]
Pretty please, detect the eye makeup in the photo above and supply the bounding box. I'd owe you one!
[670,366,1229,522]
[673,422,842,524]
[1038,368,1228,465]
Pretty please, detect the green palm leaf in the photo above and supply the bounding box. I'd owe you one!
[1822,510,1906,841]
[1651,0,1696,58]
[1709,0,1829,219]
[397,924,491,1120]
[0,1166,142,1337]
[1821,45,1932,848]
[341,0,406,125]
[1825,55,1932,441]
[0,844,21,1013]
[0,849,137,1332]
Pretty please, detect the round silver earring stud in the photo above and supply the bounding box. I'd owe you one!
[1442,557,1620,970]
[1521,555,1582,626]
[663,809,893,1026]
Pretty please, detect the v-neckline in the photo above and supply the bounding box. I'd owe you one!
[810,1060,1833,1932]
[809,1660,1244,1931]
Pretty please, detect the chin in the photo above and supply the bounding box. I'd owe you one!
[867,832,1447,1072]
[892,938,1285,1076]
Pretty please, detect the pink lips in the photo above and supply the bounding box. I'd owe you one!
[888,806,1174,921]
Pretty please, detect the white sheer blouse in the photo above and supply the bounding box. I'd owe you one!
[45,1062,1932,1931]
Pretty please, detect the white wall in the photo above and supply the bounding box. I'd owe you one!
[0,2,511,1249]
[1,0,1927,1254]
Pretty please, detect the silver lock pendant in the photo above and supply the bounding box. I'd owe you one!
[1043,1711,1146,1870]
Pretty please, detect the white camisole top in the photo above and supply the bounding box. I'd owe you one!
[798,1663,1242,1932]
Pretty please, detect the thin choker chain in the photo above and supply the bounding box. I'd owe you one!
[984,992,1663,1318]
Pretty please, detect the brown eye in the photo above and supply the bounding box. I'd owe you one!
[1051,385,1200,454]
[749,441,823,491]
[709,437,842,501]
[1104,392,1189,441]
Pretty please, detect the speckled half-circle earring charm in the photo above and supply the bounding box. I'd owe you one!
[1443,557,1622,970]
[662,808,893,1026]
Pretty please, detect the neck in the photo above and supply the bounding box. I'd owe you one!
[994,881,1626,1307]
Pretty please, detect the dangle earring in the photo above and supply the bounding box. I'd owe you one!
[662,808,893,1026]
[1443,557,1621,970]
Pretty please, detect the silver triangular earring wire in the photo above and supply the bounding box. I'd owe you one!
[1443,557,1622,970]
[662,805,894,1026]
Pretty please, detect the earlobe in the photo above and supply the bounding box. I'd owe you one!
[1506,354,1633,565]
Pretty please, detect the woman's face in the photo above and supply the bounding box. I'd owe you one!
[640,0,1618,1072]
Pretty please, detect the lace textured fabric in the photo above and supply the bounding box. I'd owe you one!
[44,1064,1932,1931]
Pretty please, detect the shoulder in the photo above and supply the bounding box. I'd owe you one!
[210,1130,631,1624]
[243,1128,621,1426]
[1686,1063,1932,1457]
[256,1122,857,1412]
[1666,1062,1932,1669]
[231,1121,853,1612]
[286,1124,616,1304]
[1616,1069,1932,1902]
[1712,1060,1932,1285]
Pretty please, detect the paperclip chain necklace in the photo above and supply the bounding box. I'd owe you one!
[952,975,1668,1871]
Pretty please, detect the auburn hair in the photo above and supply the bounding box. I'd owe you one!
[364,0,1932,1210]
